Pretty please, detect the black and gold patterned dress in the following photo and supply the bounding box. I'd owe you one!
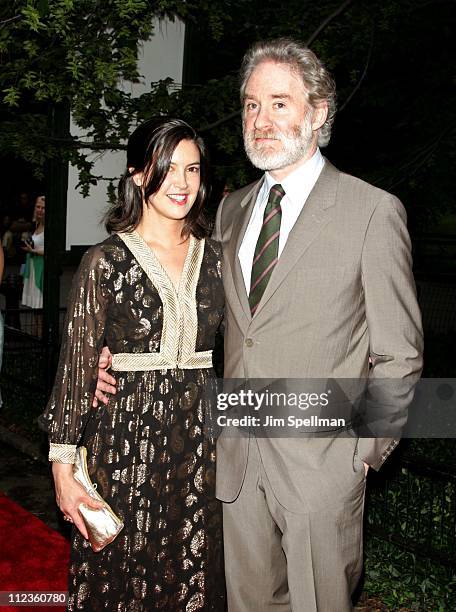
[40,232,225,611]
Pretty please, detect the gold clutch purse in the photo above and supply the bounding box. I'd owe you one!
[73,446,124,552]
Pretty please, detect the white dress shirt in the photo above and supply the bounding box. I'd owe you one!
[239,148,325,293]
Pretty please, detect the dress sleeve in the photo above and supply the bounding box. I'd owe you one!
[39,245,111,462]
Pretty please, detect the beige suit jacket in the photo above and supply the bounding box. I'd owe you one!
[214,160,423,511]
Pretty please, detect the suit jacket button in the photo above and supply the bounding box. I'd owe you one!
[245,338,254,347]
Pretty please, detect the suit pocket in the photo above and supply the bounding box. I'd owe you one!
[352,442,366,481]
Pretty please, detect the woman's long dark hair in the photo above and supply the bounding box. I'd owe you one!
[105,118,211,238]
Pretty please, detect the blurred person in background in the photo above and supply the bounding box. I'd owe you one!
[0,191,34,329]
[2,191,33,260]
[21,194,45,309]
[21,194,45,337]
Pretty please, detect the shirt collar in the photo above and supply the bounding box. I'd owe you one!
[263,148,324,205]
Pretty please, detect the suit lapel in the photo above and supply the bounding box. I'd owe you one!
[254,161,340,316]
[226,178,264,322]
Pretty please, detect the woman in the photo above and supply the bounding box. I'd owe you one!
[40,119,225,611]
[21,194,45,309]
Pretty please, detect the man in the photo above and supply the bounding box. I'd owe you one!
[213,38,422,611]
[96,39,423,611]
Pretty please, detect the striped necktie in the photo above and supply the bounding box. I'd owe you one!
[249,184,285,315]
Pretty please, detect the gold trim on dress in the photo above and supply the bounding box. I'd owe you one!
[49,442,77,463]
[114,232,211,371]
[111,350,213,371]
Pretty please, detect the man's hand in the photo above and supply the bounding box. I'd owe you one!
[92,346,116,407]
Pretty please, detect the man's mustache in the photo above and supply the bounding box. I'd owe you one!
[251,131,281,141]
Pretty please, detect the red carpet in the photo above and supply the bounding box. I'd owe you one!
[0,492,69,611]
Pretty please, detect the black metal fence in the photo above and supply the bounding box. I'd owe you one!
[366,454,456,568]
[363,450,456,609]
[414,235,456,277]
[0,308,67,441]
[0,261,455,606]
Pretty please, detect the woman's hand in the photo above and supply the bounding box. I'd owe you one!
[52,463,104,540]
[21,244,34,253]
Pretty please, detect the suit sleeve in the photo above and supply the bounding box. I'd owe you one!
[212,195,226,242]
[212,196,226,336]
[357,194,423,470]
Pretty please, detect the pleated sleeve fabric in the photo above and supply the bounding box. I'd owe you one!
[39,245,111,459]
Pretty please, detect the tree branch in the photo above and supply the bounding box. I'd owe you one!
[0,15,21,26]
[49,137,127,150]
[196,1,358,133]
[338,24,374,113]
[77,174,120,183]
[197,109,240,132]
[411,0,456,12]
[374,123,455,190]
[387,140,441,190]
[306,0,356,47]
[50,109,243,146]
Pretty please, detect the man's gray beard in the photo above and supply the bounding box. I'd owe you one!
[243,118,314,171]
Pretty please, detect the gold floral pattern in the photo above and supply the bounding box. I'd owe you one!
[40,234,225,611]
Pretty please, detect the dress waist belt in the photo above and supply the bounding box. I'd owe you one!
[111,350,213,371]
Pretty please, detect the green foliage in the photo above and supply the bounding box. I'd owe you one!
[363,447,456,609]
[364,536,456,610]
[0,0,454,227]
[406,438,456,468]
[0,0,235,192]
[368,467,455,559]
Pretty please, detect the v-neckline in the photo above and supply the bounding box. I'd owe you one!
[131,230,195,295]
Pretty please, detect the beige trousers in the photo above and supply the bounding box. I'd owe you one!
[222,439,366,611]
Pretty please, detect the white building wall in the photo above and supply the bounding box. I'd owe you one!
[66,18,185,250]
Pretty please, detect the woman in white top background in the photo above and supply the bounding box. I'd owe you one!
[21,194,45,309]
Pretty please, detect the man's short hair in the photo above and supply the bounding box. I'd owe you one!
[240,38,337,147]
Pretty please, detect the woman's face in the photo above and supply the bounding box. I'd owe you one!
[145,139,201,222]
[34,196,45,220]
